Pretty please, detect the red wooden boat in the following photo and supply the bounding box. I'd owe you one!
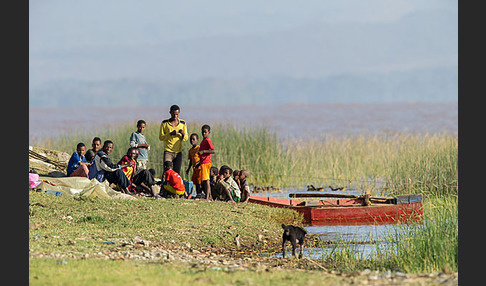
[248,193,423,225]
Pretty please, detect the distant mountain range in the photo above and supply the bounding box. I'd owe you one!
[29,9,457,107]
[29,66,457,107]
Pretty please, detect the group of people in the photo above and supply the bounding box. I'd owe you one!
[66,135,159,197]
[65,104,251,202]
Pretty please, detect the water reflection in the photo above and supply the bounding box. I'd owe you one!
[259,188,415,260]
[29,102,457,144]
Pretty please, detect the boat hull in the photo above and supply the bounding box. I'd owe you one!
[248,195,423,225]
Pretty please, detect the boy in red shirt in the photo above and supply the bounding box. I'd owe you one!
[194,124,215,201]
[161,160,185,198]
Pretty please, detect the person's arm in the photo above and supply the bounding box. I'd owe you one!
[186,159,192,175]
[99,154,121,172]
[234,178,241,190]
[159,121,172,142]
[131,134,150,148]
[129,132,137,148]
[66,153,79,174]
[198,139,215,156]
[218,177,229,188]
[131,141,150,149]
[231,179,241,195]
[242,180,250,194]
[79,155,90,166]
[121,161,134,169]
[207,138,215,154]
[117,156,135,170]
[179,121,189,141]
[198,149,215,156]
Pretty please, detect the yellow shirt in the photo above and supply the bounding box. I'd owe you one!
[159,118,189,153]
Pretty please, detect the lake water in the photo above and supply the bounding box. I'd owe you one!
[29,102,457,144]
[273,224,402,260]
[261,188,417,260]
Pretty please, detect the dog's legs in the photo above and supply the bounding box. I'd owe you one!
[282,240,286,258]
[291,240,297,258]
[299,243,303,259]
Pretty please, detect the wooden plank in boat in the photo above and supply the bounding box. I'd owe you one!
[290,193,360,199]
[303,200,321,206]
[289,193,396,204]
[395,194,423,204]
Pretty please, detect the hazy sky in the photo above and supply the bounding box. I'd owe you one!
[29,1,457,137]
[30,0,456,50]
[29,0,457,104]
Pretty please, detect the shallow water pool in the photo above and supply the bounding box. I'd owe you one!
[258,188,415,260]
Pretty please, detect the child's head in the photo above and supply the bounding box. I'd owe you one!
[210,166,218,177]
[164,160,174,171]
[201,124,211,138]
[76,142,86,156]
[136,120,146,133]
[220,165,233,178]
[239,169,250,180]
[149,168,156,177]
[127,147,138,160]
[85,149,95,163]
[190,133,199,146]
[169,105,180,119]
[233,170,240,178]
[92,137,102,151]
[102,140,114,154]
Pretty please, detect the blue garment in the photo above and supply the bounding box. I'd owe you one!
[130,131,148,159]
[88,160,104,182]
[67,152,88,176]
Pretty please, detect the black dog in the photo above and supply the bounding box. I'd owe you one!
[281,224,307,259]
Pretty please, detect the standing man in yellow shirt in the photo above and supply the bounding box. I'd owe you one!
[159,105,189,176]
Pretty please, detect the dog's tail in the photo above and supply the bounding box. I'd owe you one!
[281,224,286,229]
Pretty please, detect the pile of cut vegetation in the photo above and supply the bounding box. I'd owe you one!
[29,146,70,176]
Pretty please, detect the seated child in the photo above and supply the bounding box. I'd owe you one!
[67,142,90,177]
[118,147,160,197]
[92,140,132,194]
[209,166,219,190]
[89,137,102,154]
[118,147,138,194]
[213,165,241,203]
[238,170,251,203]
[85,149,96,179]
[232,169,241,190]
[85,149,96,164]
[160,160,185,198]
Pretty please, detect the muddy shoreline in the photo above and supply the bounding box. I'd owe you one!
[30,242,458,285]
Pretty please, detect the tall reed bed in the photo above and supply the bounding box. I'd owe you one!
[36,121,457,196]
[321,195,458,273]
[389,195,458,273]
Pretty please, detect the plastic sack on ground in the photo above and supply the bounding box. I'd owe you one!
[36,176,135,200]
